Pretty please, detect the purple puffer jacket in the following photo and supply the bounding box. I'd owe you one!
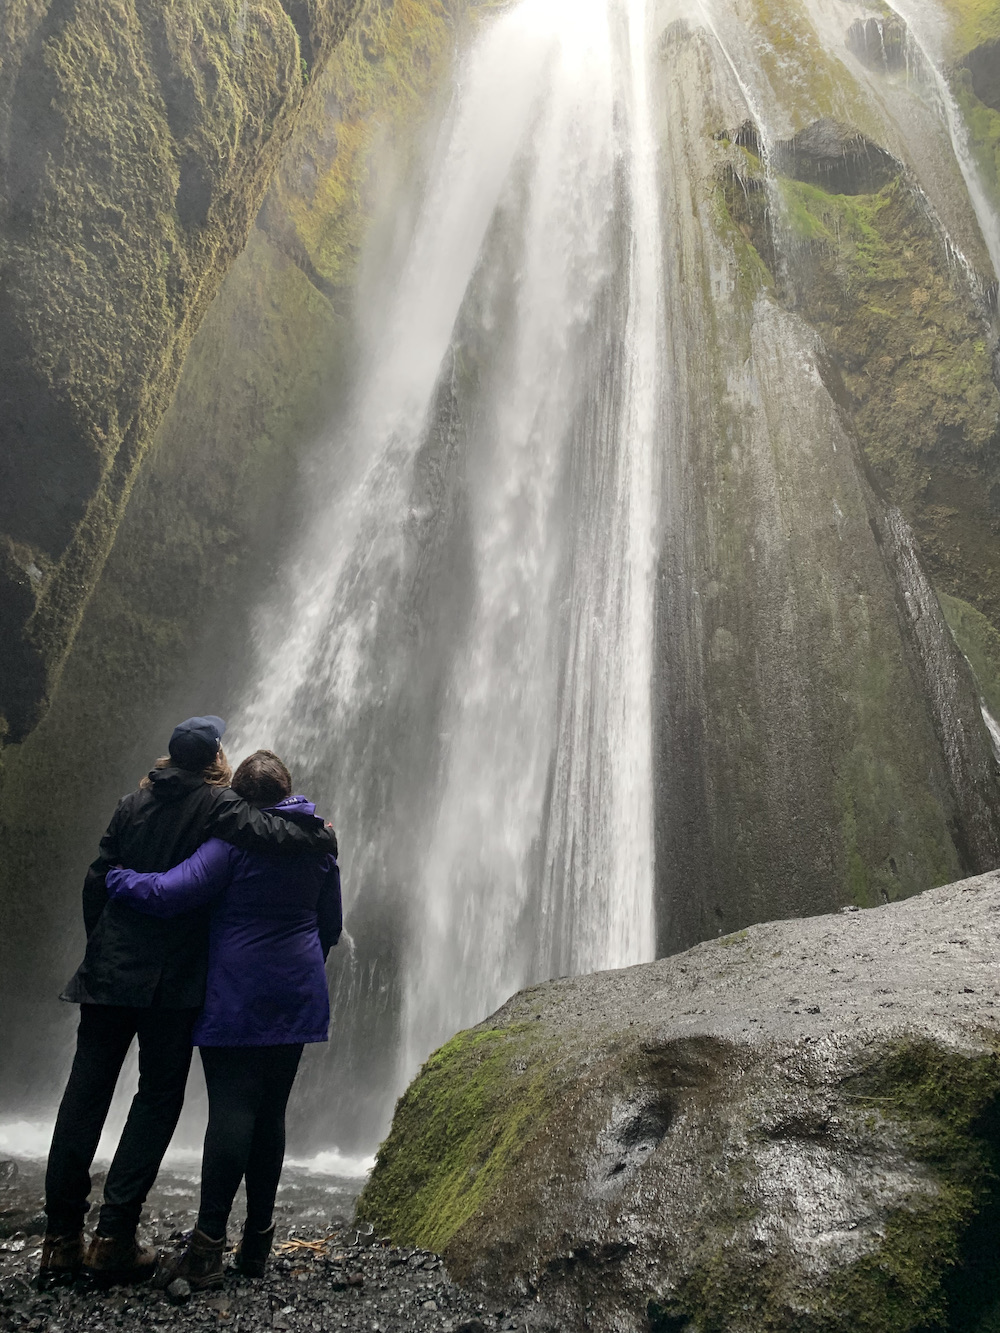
[105,796,341,1047]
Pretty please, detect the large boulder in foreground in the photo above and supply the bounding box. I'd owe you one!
[358,872,1000,1332]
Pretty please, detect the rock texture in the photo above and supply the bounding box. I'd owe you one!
[0,0,482,1109]
[652,12,1000,952]
[360,871,1000,1332]
[0,0,358,743]
[0,1157,549,1333]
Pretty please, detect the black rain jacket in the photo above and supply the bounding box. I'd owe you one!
[62,767,339,1009]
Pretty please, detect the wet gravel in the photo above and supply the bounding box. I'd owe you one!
[0,1158,553,1333]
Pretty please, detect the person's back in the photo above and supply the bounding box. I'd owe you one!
[42,717,338,1289]
[177,801,341,1048]
[67,768,226,1009]
[105,751,342,1288]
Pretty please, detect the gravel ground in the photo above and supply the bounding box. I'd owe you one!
[0,1158,553,1333]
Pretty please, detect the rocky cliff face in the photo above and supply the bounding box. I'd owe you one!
[650,0,1000,951]
[0,0,489,1105]
[359,871,1000,1333]
[0,0,358,743]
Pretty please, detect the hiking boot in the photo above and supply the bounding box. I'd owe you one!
[162,1228,225,1292]
[39,1231,84,1285]
[83,1232,158,1287]
[234,1222,275,1279]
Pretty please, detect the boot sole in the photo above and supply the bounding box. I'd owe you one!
[37,1267,82,1290]
[84,1264,157,1290]
[187,1272,225,1291]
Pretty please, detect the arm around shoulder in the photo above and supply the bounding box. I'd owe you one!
[208,788,338,857]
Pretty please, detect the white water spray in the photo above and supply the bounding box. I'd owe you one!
[233,0,661,1127]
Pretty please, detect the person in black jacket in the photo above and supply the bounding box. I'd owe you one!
[40,716,337,1287]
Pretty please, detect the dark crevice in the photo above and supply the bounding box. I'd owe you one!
[940,1093,1000,1332]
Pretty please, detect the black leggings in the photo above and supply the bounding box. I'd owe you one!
[197,1044,303,1239]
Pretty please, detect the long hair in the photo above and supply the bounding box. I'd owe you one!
[139,748,233,791]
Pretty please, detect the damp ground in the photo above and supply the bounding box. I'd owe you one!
[0,1157,557,1333]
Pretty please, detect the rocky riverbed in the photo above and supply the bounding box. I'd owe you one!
[0,1157,555,1333]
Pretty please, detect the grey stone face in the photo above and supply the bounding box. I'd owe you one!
[362,871,1000,1332]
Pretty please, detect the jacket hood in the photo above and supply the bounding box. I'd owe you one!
[264,794,318,823]
[146,766,206,801]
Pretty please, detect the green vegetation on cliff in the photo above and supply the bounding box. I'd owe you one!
[722,143,1000,658]
[0,0,357,742]
[264,0,499,291]
[940,590,1000,719]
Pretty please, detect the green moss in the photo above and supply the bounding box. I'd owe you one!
[940,590,1000,720]
[952,70,1000,215]
[357,1022,560,1251]
[271,0,465,289]
[725,159,1000,652]
[713,179,774,310]
[940,0,1000,60]
[646,1041,1000,1332]
[0,0,362,739]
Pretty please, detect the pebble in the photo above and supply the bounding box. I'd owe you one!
[166,1278,192,1305]
[0,1157,562,1333]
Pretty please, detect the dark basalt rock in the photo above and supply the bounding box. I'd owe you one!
[961,38,1000,113]
[846,15,909,72]
[773,118,900,194]
[359,870,1000,1332]
[0,1159,552,1332]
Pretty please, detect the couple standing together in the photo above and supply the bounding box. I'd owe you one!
[40,715,341,1291]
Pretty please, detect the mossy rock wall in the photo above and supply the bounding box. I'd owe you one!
[0,0,359,743]
[0,0,489,1106]
[651,21,1000,954]
[359,871,1000,1333]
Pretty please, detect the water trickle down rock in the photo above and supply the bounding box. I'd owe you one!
[846,15,909,73]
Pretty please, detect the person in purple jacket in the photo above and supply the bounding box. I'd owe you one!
[105,749,341,1290]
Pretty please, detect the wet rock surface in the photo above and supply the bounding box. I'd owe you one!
[772,118,900,194]
[360,872,1000,1332]
[0,1158,553,1333]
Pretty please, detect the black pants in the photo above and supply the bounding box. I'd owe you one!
[45,1004,197,1237]
[196,1044,304,1239]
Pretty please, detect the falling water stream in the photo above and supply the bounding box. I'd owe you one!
[219,0,1000,1154]
[1,0,999,1185]
[231,0,661,1144]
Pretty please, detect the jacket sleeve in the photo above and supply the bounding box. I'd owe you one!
[105,840,235,918]
[206,788,339,858]
[317,858,343,960]
[82,799,125,936]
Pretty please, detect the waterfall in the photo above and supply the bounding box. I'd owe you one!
[231,0,661,1144]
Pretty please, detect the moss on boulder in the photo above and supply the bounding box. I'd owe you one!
[360,873,1000,1332]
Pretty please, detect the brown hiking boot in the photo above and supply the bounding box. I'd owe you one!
[39,1231,84,1284]
[234,1222,275,1279]
[83,1232,158,1287]
[162,1228,225,1292]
